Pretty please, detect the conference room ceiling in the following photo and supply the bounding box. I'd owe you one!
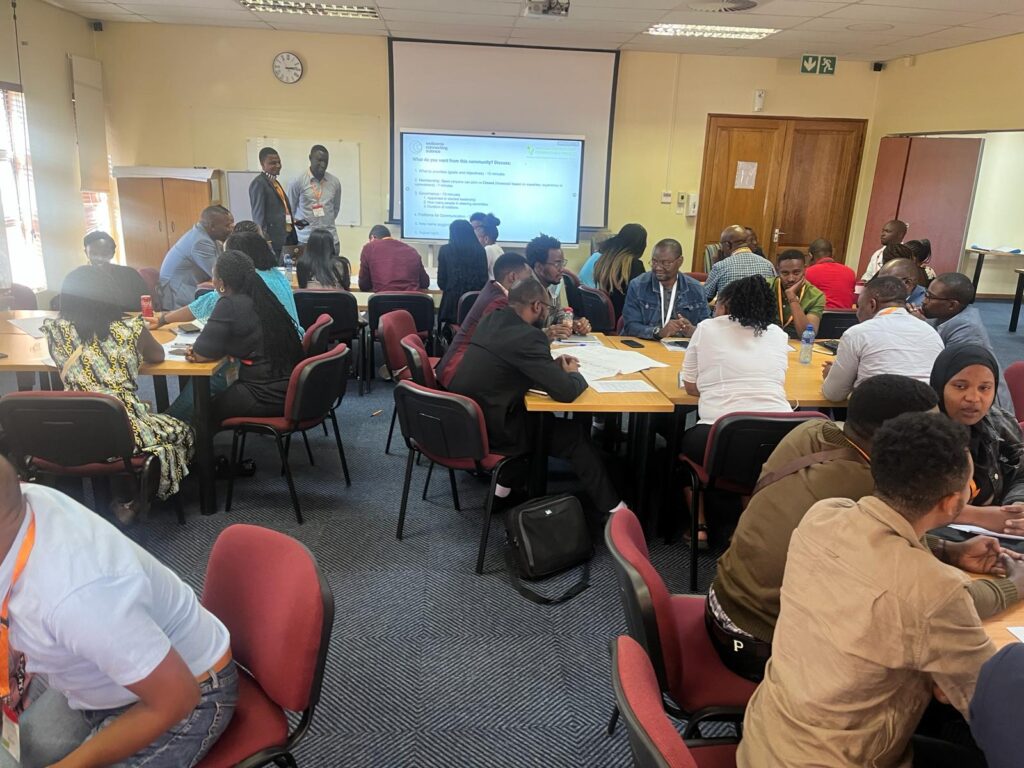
[44,0,1024,61]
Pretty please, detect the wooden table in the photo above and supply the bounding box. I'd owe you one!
[970,573,1024,650]
[965,247,1022,291]
[0,310,57,332]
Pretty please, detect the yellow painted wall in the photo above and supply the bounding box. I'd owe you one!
[0,0,97,292]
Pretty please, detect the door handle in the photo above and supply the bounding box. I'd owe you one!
[157,220,163,233]
[773,228,786,243]
[170,221,176,233]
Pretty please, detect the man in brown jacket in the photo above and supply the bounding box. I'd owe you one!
[739,412,1008,768]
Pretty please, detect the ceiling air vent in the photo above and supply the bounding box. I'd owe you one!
[687,1,759,12]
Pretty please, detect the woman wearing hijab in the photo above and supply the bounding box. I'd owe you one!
[587,224,648,319]
[437,219,488,335]
[930,343,1024,534]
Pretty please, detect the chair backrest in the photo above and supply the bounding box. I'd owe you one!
[194,285,214,300]
[202,524,334,716]
[703,243,720,267]
[301,313,333,357]
[683,271,708,283]
[9,284,36,311]
[703,412,828,493]
[379,309,418,380]
[393,380,488,465]
[563,268,581,288]
[293,290,359,343]
[135,268,162,311]
[579,286,616,332]
[400,333,436,388]
[818,310,859,339]
[606,508,679,701]
[0,391,136,469]
[1004,362,1024,422]
[457,291,480,326]
[368,292,435,336]
[285,344,349,424]
[612,635,698,768]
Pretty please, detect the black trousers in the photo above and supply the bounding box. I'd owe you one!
[681,423,713,464]
[704,598,770,683]
[544,415,620,514]
[211,383,284,425]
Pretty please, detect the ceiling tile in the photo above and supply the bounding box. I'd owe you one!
[794,16,951,36]
[742,0,851,17]
[655,10,806,28]
[513,17,652,33]
[377,0,519,11]
[961,14,1024,32]
[860,0,1024,12]
[379,9,516,27]
[823,4,995,26]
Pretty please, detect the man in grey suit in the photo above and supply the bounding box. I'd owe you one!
[248,147,303,256]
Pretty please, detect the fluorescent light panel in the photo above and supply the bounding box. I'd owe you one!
[239,1,380,18]
[646,23,778,40]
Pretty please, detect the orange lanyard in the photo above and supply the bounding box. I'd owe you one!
[776,280,806,328]
[876,307,902,316]
[845,435,870,464]
[0,511,34,699]
[308,172,323,203]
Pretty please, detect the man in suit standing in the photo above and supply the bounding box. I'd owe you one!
[448,278,623,516]
[249,147,303,256]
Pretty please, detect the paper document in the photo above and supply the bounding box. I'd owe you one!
[589,380,656,394]
[7,317,47,338]
[162,339,192,358]
[553,334,603,346]
[551,345,665,382]
[948,523,1024,542]
[660,339,689,352]
[1008,627,1024,643]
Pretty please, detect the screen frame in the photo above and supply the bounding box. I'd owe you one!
[398,129,586,246]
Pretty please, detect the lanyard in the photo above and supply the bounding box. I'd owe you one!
[659,279,678,328]
[308,171,323,203]
[776,281,806,328]
[844,435,871,464]
[876,307,902,316]
[0,511,35,700]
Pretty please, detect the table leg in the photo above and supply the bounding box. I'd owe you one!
[972,252,986,290]
[153,376,169,413]
[631,413,655,529]
[1010,272,1024,333]
[527,413,549,497]
[194,376,216,515]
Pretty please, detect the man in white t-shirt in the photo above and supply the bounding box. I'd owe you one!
[860,219,908,280]
[0,458,236,767]
[821,275,945,401]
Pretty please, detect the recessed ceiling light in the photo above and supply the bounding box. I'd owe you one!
[646,23,778,40]
[238,1,380,18]
[846,22,895,32]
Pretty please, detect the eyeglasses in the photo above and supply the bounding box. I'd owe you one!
[924,290,954,302]
[651,259,681,268]
[546,260,567,268]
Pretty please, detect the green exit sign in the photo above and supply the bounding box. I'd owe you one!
[801,54,837,75]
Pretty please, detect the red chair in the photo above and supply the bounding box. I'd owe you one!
[135,268,162,311]
[379,310,440,453]
[612,635,738,768]
[1005,361,1024,422]
[393,381,527,573]
[606,508,755,740]
[563,268,581,288]
[301,313,333,358]
[680,411,827,591]
[196,524,334,768]
[579,286,616,333]
[222,345,351,524]
[0,391,183,523]
[684,271,708,284]
[400,333,437,389]
[364,292,436,393]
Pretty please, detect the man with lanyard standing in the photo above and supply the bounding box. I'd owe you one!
[621,238,709,339]
[287,145,342,248]
[0,457,237,767]
[249,146,304,256]
[769,249,825,339]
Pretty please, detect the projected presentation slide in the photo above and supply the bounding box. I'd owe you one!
[401,132,584,243]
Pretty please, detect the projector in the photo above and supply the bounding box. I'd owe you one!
[523,0,570,18]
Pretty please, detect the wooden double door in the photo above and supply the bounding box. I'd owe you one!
[693,115,867,271]
[117,177,212,270]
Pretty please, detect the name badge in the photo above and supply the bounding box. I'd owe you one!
[2,705,20,763]
[224,360,240,387]
[284,214,293,225]
[311,204,325,218]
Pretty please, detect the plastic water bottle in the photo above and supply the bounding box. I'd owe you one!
[283,252,294,276]
[562,306,574,332]
[799,323,815,365]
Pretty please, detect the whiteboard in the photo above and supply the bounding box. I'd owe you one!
[224,138,360,228]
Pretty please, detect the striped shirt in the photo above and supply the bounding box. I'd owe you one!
[703,247,777,301]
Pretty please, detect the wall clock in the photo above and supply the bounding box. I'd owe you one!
[273,52,303,84]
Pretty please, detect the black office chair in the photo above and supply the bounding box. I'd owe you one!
[579,286,616,333]
[456,291,480,326]
[292,290,360,348]
[365,292,436,393]
[818,310,859,339]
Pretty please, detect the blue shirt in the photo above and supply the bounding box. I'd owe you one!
[703,248,777,301]
[578,252,601,288]
[187,269,303,337]
[621,271,710,338]
[158,224,220,310]
[907,284,926,308]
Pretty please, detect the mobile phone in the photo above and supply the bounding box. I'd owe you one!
[177,323,201,334]
[663,340,689,350]
[621,339,644,349]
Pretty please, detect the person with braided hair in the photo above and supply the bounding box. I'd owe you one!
[180,250,303,423]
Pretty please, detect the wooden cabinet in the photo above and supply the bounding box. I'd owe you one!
[117,176,212,269]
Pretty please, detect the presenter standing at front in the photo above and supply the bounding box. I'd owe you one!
[288,144,342,249]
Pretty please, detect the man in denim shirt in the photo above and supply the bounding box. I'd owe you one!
[621,238,710,338]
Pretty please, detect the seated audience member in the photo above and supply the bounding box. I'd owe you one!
[179,250,303,424]
[906,238,937,281]
[621,238,709,339]
[709,375,1019,683]
[437,219,489,333]
[232,219,264,236]
[804,237,856,309]
[769,249,825,338]
[703,225,776,302]
[971,644,1024,768]
[0,460,236,767]
[931,344,1024,534]
[42,267,194,521]
[473,213,504,279]
[82,230,149,312]
[149,231,302,337]
[526,234,592,340]
[681,275,791,547]
[738,412,1001,768]
[921,272,1013,410]
[296,228,351,290]
[357,225,430,292]
[436,251,531,388]
[861,218,908,280]
[448,279,623,516]
[158,205,234,310]
[589,224,648,318]
[744,226,766,258]
[879,257,927,308]
[821,276,944,401]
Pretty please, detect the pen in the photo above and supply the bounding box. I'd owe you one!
[371,409,383,417]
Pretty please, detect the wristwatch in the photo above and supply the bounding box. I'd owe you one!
[653,325,663,339]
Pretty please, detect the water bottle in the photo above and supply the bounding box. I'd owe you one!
[562,306,574,333]
[799,323,815,365]
[283,252,294,276]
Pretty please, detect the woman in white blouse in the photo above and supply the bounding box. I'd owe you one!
[681,274,792,547]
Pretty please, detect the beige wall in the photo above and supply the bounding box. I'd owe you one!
[0,0,97,292]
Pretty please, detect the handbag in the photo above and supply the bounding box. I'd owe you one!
[504,494,592,605]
